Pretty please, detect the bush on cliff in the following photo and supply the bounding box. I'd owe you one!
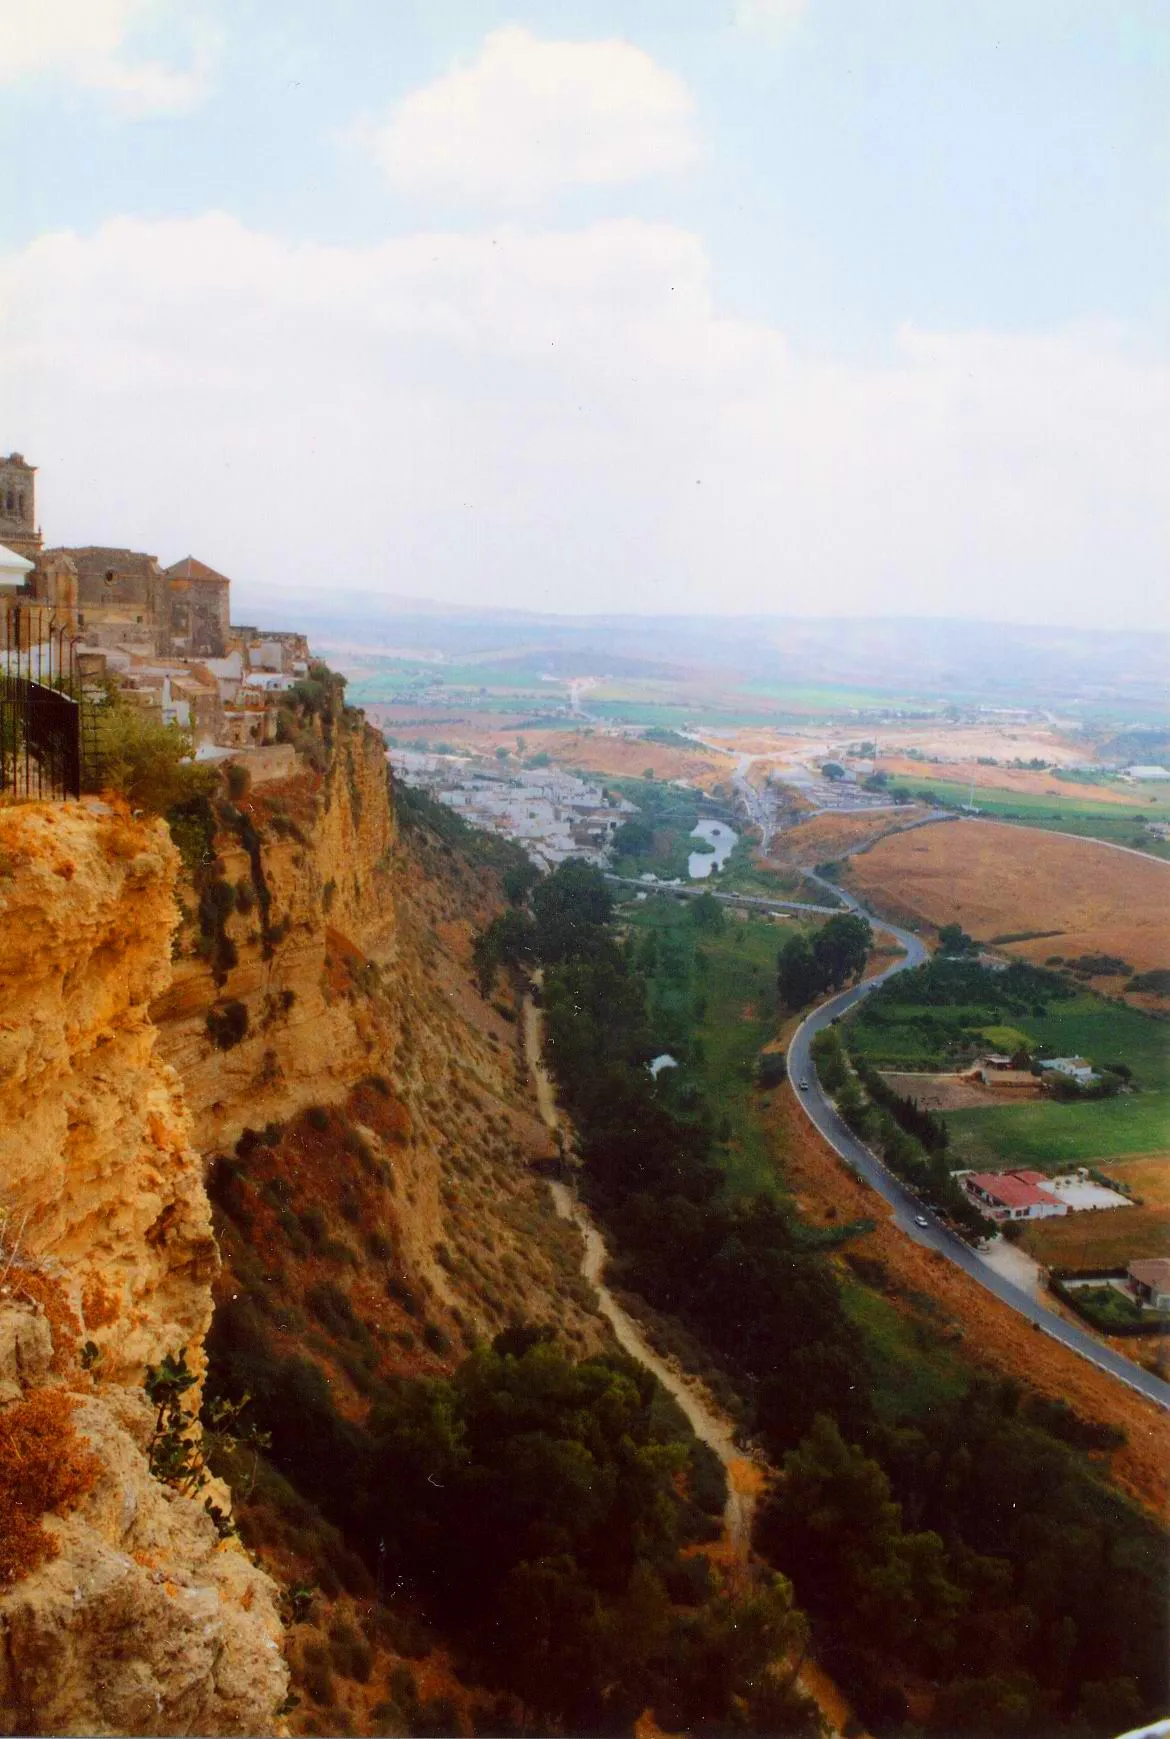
[92,696,217,815]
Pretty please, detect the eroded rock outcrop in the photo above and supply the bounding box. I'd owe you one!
[0,802,286,1734]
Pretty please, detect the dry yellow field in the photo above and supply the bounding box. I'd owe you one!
[1105,1156,1170,1207]
[882,757,1146,805]
[430,726,730,785]
[1018,1206,1170,1269]
[844,819,1170,982]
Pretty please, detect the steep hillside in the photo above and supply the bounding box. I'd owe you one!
[0,683,612,1736]
[0,801,286,1734]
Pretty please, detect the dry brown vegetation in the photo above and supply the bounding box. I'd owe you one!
[1107,1156,1170,1207]
[880,1072,1013,1110]
[844,818,1170,990]
[1018,1207,1170,1270]
[446,725,730,785]
[766,808,926,866]
[0,1390,99,1588]
[763,1084,1170,1519]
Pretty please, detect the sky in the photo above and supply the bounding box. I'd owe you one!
[1,0,1167,629]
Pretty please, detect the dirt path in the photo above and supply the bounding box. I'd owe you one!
[524,991,756,1554]
[523,992,855,1736]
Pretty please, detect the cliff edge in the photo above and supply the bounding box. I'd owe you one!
[0,802,286,1735]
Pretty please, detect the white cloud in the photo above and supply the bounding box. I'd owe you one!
[1,213,1165,628]
[0,0,213,115]
[368,26,699,204]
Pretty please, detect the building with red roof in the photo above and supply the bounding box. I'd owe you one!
[963,1170,1068,1222]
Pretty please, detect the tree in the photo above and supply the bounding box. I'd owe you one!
[777,934,818,1009]
[821,761,846,781]
[938,922,977,957]
[612,819,654,859]
[472,909,536,995]
[94,698,217,815]
[688,891,725,932]
[532,861,614,964]
[811,913,872,989]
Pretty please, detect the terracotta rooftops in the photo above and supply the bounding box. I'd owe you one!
[165,556,232,586]
[967,1171,1060,1210]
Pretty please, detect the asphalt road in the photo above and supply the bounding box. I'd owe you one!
[785,877,1170,1412]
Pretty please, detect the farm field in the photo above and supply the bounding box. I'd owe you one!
[843,818,1170,992]
[1107,1156,1170,1206]
[882,775,1170,857]
[945,1093,1170,1171]
[882,757,1169,807]
[1017,1205,1170,1269]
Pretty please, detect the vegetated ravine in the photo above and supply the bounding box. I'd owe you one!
[520,862,1169,1739]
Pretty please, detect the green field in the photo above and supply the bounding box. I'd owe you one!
[849,962,1170,1172]
[1021,994,1170,1091]
[619,894,801,1198]
[945,1092,1170,1172]
[884,774,1170,858]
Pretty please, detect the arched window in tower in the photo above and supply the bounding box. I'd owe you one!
[16,493,24,518]
[4,490,13,514]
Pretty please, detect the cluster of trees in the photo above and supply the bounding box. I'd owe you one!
[872,956,1072,1014]
[811,1028,992,1242]
[777,912,873,1009]
[529,861,1168,1735]
[938,922,978,956]
[208,1306,816,1734]
[852,1054,950,1154]
[762,1384,1166,1735]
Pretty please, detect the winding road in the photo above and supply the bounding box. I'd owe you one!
[785,875,1170,1411]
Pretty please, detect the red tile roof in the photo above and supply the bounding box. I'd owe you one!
[165,555,231,586]
[967,1171,1060,1210]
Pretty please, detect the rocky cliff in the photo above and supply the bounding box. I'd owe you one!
[0,801,286,1734]
[0,695,604,1736]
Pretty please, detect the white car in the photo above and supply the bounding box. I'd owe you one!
[914,1214,930,1229]
[798,1078,810,1091]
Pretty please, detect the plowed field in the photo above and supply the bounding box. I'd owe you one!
[844,819,1170,991]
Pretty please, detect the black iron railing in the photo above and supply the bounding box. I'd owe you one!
[0,603,87,800]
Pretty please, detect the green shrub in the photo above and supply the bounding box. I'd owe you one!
[92,697,218,814]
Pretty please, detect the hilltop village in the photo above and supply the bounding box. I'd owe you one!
[0,451,309,770]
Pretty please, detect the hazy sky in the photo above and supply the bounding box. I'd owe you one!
[2,0,1167,627]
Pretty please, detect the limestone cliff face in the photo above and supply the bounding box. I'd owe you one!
[0,804,216,1385]
[154,718,599,1350]
[0,803,286,1735]
[154,720,398,1153]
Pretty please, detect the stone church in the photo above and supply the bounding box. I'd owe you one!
[0,452,231,657]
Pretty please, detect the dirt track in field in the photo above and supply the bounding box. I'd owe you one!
[763,1087,1170,1519]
